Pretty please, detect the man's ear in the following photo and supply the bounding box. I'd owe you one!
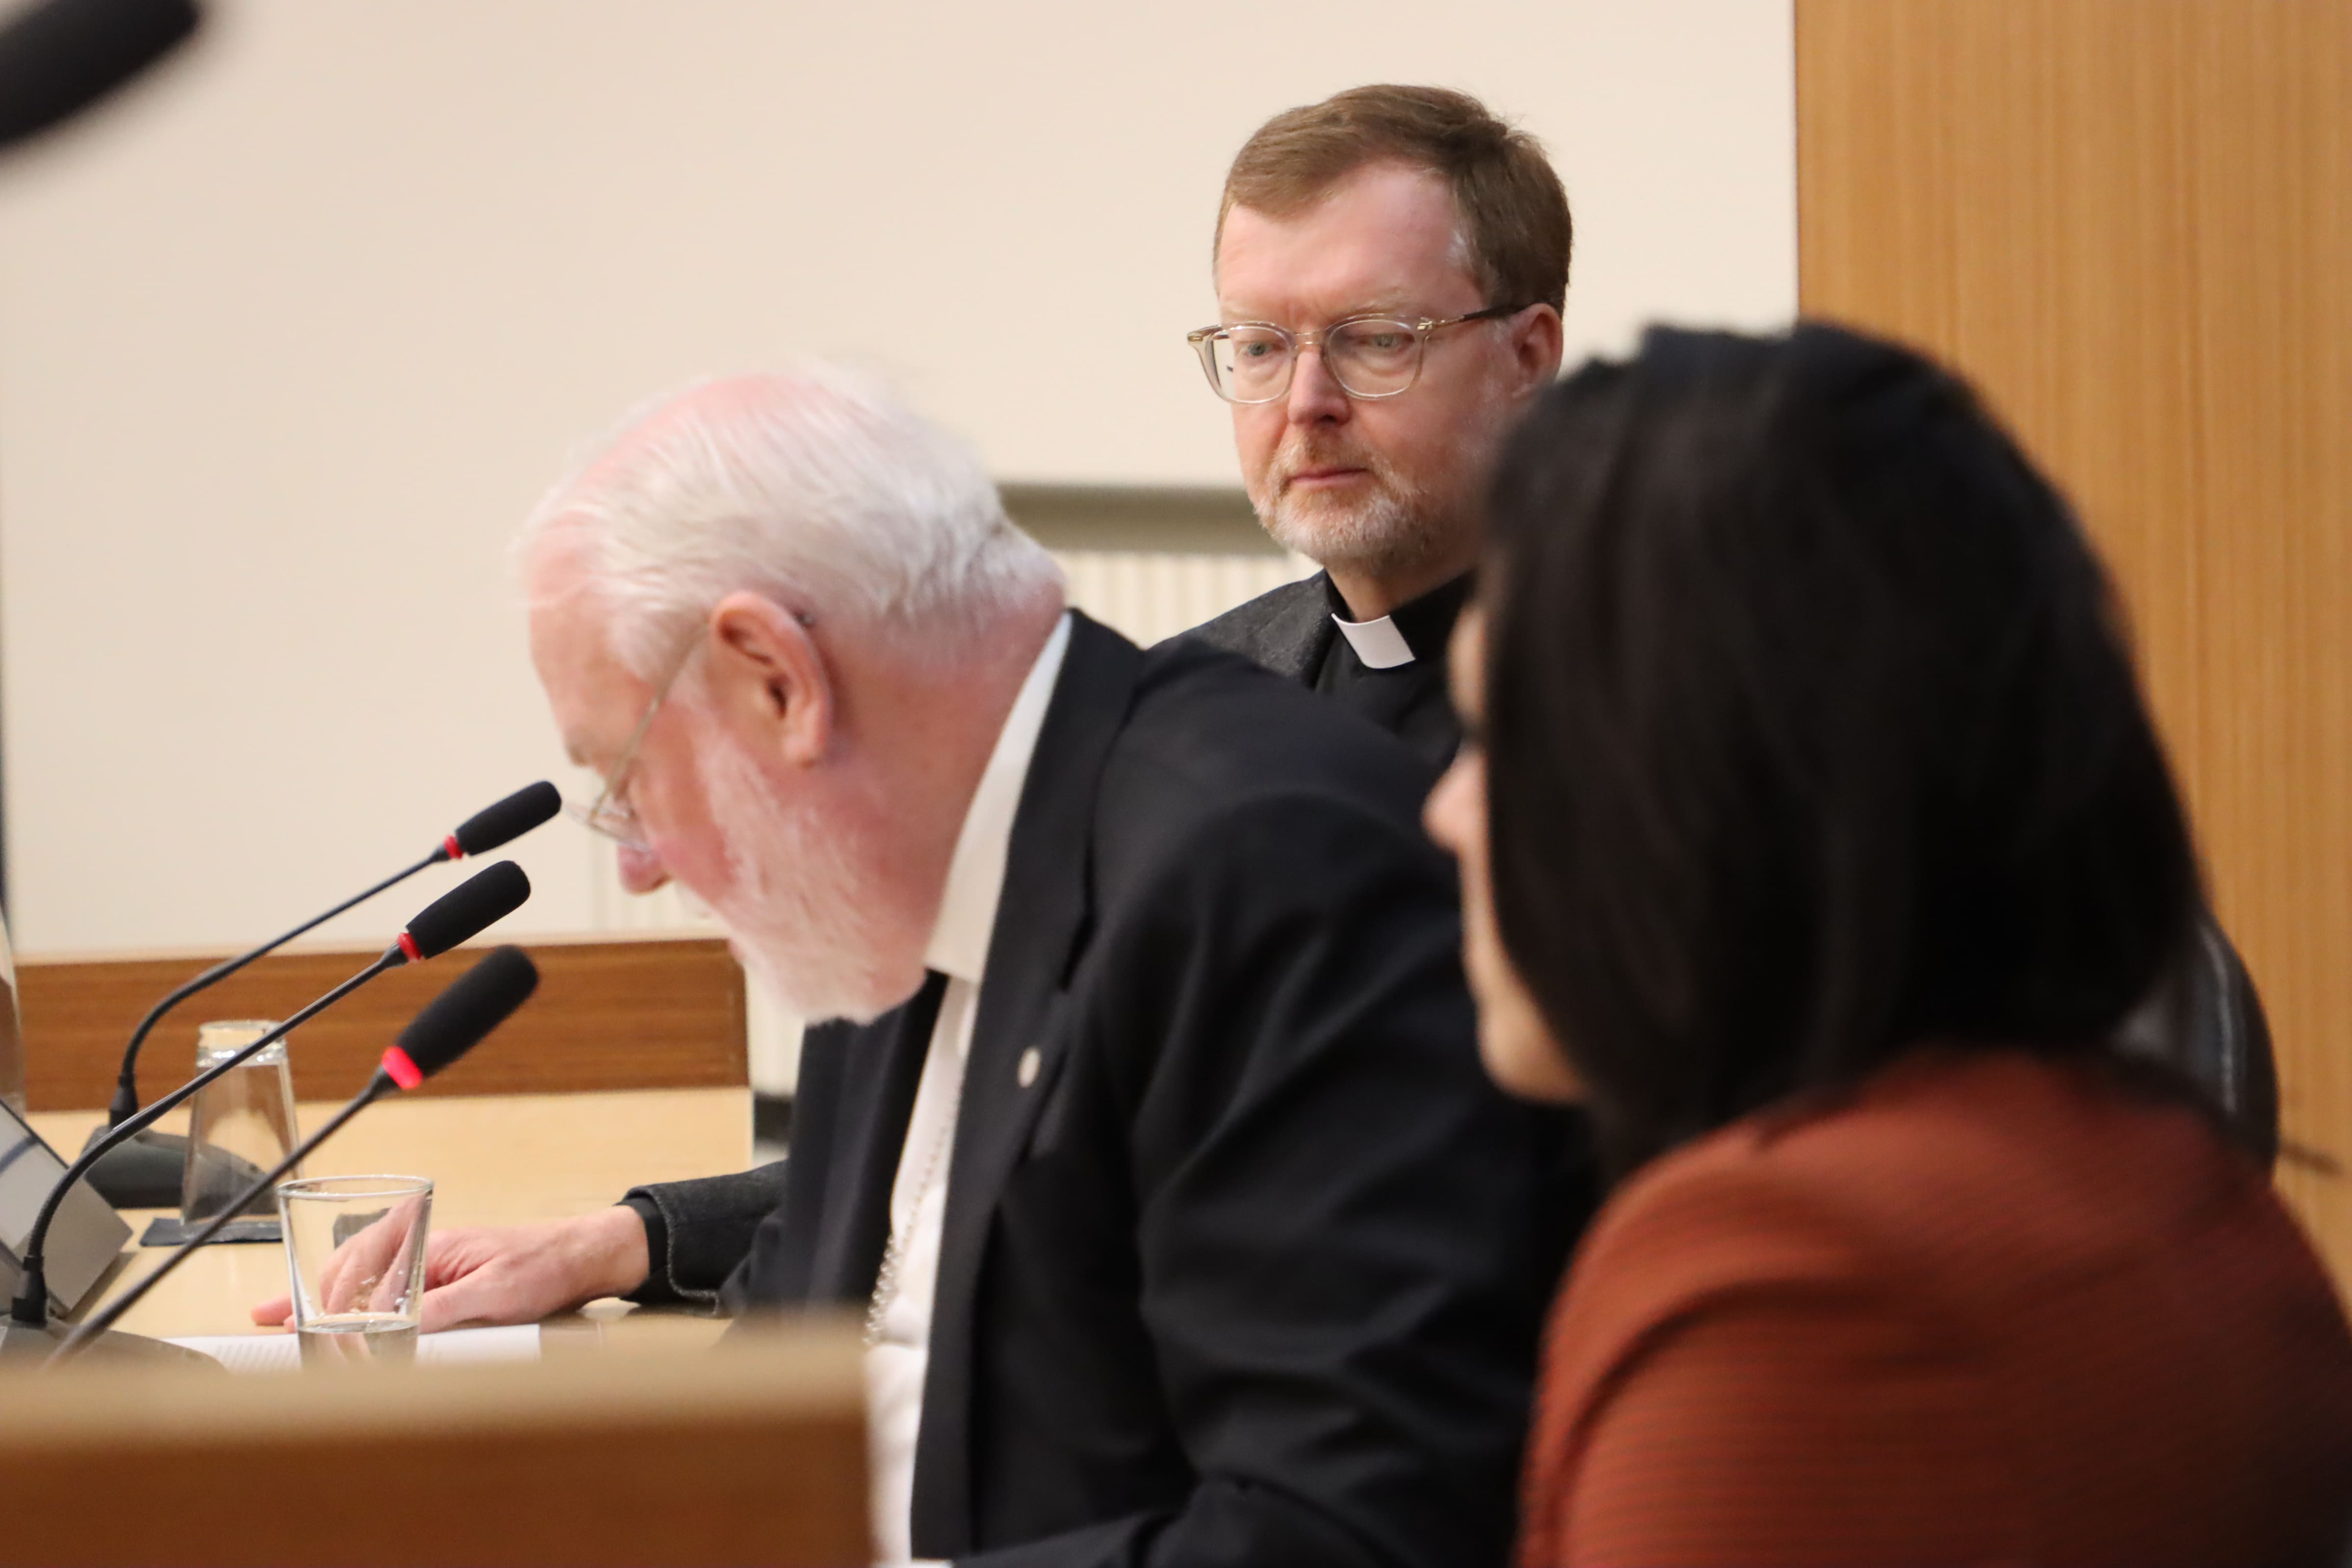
[705,591,833,768]
[1508,304,1566,399]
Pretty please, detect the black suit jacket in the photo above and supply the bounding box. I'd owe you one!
[631,612,1590,1566]
[1179,575,2283,1161]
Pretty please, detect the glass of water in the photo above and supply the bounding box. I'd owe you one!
[276,1175,433,1368]
[183,1020,301,1225]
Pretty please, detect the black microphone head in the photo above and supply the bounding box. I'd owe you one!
[382,946,538,1087]
[0,0,200,153]
[398,861,529,962]
[447,781,561,858]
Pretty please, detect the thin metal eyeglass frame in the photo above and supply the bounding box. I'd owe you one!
[564,644,698,852]
[1185,303,1525,404]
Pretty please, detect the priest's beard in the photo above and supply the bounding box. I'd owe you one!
[1249,433,1453,582]
[699,729,915,1026]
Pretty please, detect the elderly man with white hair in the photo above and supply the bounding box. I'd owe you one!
[263,368,1579,1568]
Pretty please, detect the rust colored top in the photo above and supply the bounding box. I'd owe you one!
[1519,1050,2352,1567]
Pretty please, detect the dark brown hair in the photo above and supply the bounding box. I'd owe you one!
[1218,85,1571,313]
[1483,323,2201,1175]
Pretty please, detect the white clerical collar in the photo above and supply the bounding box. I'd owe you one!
[923,611,1072,988]
[1332,611,1416,670]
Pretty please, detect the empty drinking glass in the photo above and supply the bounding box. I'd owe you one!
[181,1021,301,1226]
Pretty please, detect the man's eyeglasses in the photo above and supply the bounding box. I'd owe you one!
[1185,304,1525,404]
[564,645,698,853]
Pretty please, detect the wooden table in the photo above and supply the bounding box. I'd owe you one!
[26,1086,752,1341]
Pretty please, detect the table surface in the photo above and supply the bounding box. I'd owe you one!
[26,1086,752,1342]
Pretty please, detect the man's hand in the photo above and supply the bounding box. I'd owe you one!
[251,1207,652,1333]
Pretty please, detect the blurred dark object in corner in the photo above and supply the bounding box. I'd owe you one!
[0,0,197,155]
[2115,909,2281,1166]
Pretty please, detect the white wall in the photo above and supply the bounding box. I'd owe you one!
[0,0,1795,957]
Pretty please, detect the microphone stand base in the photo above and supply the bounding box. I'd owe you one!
[77,1126,190,1210]
[0,1316,222,1369]
[78,1125,273,1213]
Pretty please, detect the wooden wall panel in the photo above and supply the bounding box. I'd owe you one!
[16,933,746,1109]
[1797,0,2352,1276]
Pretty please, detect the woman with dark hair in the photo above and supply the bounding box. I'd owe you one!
[1425,322,2352,1565]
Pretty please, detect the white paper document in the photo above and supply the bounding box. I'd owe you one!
[165,1323,542,1372]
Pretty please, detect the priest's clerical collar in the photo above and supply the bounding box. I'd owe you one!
[1323,570,1474,671]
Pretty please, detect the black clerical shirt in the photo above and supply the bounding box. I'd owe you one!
[1313,570,1472,782]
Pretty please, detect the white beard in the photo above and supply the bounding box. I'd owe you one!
[1250,437,1453,580]
[698,728,914,1026]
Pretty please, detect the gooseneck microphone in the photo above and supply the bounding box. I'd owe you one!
[0,0,201,155]
[56,947,540,1361]
[0,862,531,1354]
[442,783,566,863]
[98,781,559,1134]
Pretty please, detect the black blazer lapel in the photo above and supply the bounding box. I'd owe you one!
[802,971,949,1303]
[907,612,1144,1557]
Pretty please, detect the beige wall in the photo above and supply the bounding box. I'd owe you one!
[0,0,1797,964]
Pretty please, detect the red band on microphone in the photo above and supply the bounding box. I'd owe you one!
[397,931,423,964]
[380,1046,425,1092]
[443,834,464,860]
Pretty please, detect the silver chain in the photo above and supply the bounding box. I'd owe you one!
[863,1101,959,1348]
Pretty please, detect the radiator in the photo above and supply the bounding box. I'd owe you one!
[1052,548,1313,648]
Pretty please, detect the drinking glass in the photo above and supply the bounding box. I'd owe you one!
[276,1175,433,1368]
[181,1020,301,1225]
